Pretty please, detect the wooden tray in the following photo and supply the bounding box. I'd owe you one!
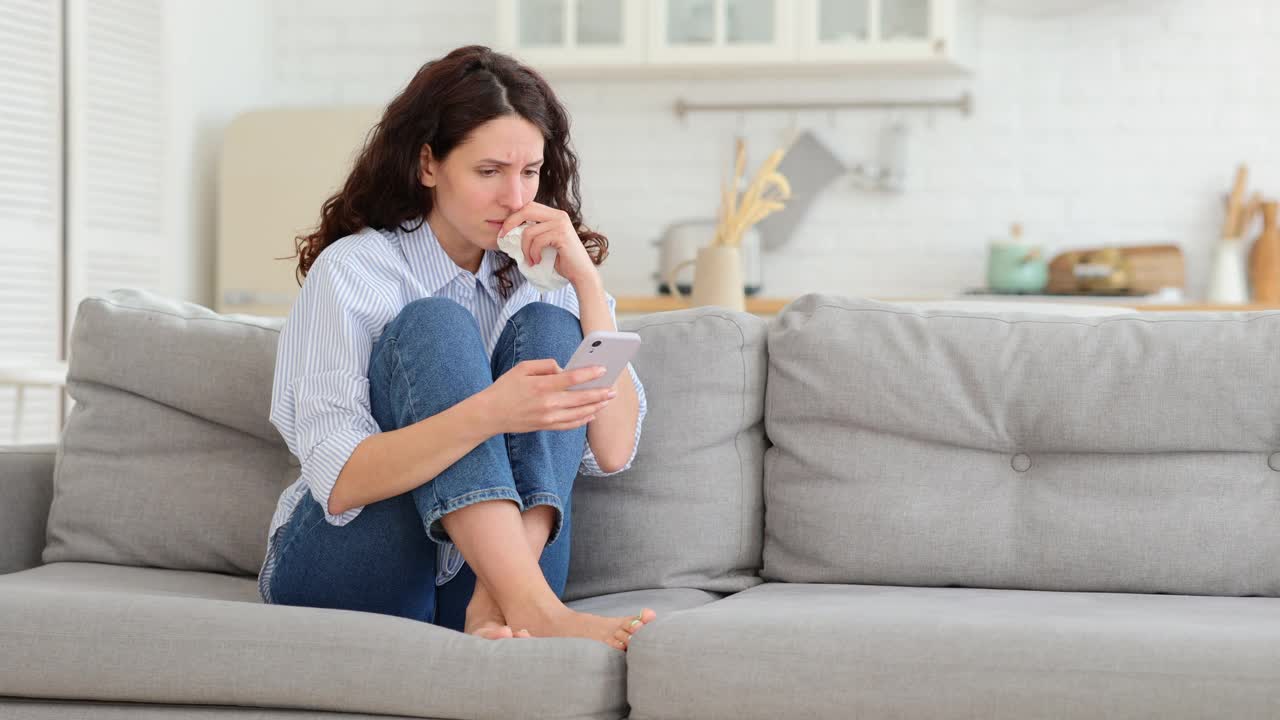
[1048,244,1185,294]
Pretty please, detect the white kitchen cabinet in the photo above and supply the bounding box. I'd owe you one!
[496,0,648,67]
[798,0,959,64]
[496,0,968,75]
[648,0,794,65]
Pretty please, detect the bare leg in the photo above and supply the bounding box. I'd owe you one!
[464,505,557,639]
[441,499,656,650]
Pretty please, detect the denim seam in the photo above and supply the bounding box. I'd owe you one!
[387,336,420,424]
[274,502,327,561]
[258,543,277,603]
[421,486,524,542]
[502,319,517,467]
[520,491,565,546]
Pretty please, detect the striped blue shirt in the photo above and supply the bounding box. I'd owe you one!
[258,218,646,596]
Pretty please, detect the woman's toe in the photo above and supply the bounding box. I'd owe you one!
[471,624,515,640]
[628,608,657,633]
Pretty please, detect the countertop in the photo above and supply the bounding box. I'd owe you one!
[615,295,1280,315]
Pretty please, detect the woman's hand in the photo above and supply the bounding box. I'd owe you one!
[496,201,599,289]
[479,359,617,435]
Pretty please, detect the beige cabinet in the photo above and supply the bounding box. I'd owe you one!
[215,108,380,317]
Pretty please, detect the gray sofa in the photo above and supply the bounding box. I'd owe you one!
[2,288,1279,719]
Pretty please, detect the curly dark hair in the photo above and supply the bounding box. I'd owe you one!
[281,45,608,300]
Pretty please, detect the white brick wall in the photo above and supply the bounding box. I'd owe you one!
[267,0,1280,300]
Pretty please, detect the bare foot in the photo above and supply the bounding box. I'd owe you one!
[505,606,658,651]
[464,603,534,640]
[465,615,533,640]
[464,584,533,640]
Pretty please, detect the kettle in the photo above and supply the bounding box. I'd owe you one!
[986,223,1048,293]
[653,219,761,296]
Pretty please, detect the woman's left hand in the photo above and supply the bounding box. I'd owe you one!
[497,201,599,289]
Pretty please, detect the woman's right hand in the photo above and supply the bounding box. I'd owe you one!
[480,359,616,435]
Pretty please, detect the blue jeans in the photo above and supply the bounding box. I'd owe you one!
[266,298,587,632]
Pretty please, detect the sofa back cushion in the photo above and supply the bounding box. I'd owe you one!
[564,307,769,600]
[44,290,294,576]
[764,294,1280,596]
[46,290,772,595]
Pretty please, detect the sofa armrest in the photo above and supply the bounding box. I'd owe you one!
[0,443,56,574]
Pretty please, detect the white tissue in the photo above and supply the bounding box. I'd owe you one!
[496,223,571,293]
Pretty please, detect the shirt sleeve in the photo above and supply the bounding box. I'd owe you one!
[578,291,647,477]
[269,252,389,526]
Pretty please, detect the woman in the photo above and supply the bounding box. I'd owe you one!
[258,45,656,651]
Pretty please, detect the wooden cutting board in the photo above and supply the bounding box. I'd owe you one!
[1048,244,1185,294]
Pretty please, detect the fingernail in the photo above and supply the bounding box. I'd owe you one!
[607,390,617,398]
[595,367,607,376]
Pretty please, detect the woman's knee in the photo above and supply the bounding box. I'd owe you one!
[387,297,481,344]
[506,303,583,360]
[374,297,486,373]
[368,297,490,426]
[511,301,579,332]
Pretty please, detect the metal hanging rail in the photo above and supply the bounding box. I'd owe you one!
[673,91,972,120]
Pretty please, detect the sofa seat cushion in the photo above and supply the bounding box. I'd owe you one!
[0,563,721,720]
[0,697,429,719]
[627,582,1280,720]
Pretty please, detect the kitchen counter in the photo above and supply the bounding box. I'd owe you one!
[616,295,1280,316]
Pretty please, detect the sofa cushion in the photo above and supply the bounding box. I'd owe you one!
[0,562,722,719]
[43,290,294,576]
[564,307,769,600]
[45,290,768,597]
[764,294,1280,596]
[0,699,426,719]
[627,582,1280,720]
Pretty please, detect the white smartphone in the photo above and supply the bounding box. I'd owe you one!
[564,330,642,390]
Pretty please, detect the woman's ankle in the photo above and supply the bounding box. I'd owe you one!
[465,578,503,621]
[499,591,569,633]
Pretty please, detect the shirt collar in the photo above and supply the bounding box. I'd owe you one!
[400,217,541,309]
[400,217,495,297]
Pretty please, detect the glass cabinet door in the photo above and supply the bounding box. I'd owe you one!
[879,0,930,42]
[506,0,640,66]
[518,0,566,47]
[518,0,630,48]
[666,0,715,45]
[812,0,932,45]
[576,0,625,45]
[804,0,946,61]
[725,0,774,44]
[655,0,790,61]
[817,0,870,44]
